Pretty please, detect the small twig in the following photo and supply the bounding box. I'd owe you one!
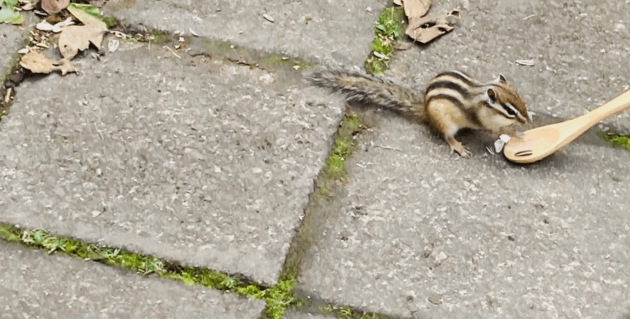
[523,14,536,20]
[373,144,403,152]
[163,45,181,59]
[356,162,376,168]
[4,88,12,103]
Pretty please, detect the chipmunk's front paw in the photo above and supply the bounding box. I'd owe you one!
[450,143,471,158]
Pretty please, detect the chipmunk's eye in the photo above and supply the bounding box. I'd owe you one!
[501,103,517,117]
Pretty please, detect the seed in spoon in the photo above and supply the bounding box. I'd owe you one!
[515,149,533,157]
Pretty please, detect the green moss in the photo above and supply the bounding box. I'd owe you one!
[321,114,363,189]
[0,223,303,319]
[364,7,405,75]
[0,224,20,242]
[601,131,630,151]
[147,29,171,45]
[202,38,246,55]
[261,55,312,71]
[257,276,298,319]
[102,16,118,28]
[320,305,394,319]
[364,56,388,77]
[320,306,393,319]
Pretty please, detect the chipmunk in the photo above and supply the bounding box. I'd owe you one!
[307,69,531,158]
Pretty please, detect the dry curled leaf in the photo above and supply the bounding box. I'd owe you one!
[406,10,460,43]
[19,51,77,75]
[58,24,106,59]
[55,58,78,75]
[19,51,54,73]
[402,0,432,19]
[41,0,69,14]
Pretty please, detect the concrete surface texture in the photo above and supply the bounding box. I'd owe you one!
[0,15,36,79]
[0,242,265,318]
[298,110,630,318]
[103,0,386,66]
[298,0,630,318]
[0,24,22,75]
[0,41,343,286]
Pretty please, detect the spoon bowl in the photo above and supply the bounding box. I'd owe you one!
[503,90,630,164]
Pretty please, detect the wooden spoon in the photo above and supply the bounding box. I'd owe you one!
[503,90,630,164]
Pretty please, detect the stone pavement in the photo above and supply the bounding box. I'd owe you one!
[0,243,265,318]
[1,0,629,318]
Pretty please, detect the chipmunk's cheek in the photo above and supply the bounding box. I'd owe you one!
[489,115,515,131]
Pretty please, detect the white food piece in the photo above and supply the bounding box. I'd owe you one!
[516,59,535,66]
[36,21,54,31]
[263,13,275,22]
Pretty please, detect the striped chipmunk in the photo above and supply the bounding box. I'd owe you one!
[307,69,531,158]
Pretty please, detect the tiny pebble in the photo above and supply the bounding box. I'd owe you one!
[428,294,442,305]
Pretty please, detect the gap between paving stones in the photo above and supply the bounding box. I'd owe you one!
[364,6,405,76]
[0,25,31,119]
[0,223,287,319]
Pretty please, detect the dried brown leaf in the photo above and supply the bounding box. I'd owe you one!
[19,51,78,75]
[20,51,55,73]
[54,58,78,75]
[402,0,432,19]
[406,10,460,44]
[41,0,69,14]
[58,24,106,59]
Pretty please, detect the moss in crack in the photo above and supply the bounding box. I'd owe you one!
[1,26,30,84]
[601,131,630,151]
[147,29,172,45]
[261,54,313,72]
[320,305,396,319]
[0,32,30,120]
[202,38,247,56]
[364,6,405,75]
[319,113,364,194]
[268,113,367,318]
[0,224,290,318]
[102,16,119,29]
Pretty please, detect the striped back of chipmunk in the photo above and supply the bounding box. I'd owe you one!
[424,70,530,124]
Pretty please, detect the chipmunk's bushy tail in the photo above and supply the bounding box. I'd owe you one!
[306,69,424,119]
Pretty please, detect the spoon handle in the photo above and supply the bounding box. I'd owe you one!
[577,89,630,127]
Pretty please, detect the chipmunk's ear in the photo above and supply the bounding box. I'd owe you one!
[496,74,507,84]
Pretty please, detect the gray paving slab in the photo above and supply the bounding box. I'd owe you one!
[102,0,386,65]
[0,15,36,79]
[0,24,21,75]
[0,41,343,285]
[298,0,630,318]
[284,311,334,319]
[299,111,630,318]
[0,242,265,318]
